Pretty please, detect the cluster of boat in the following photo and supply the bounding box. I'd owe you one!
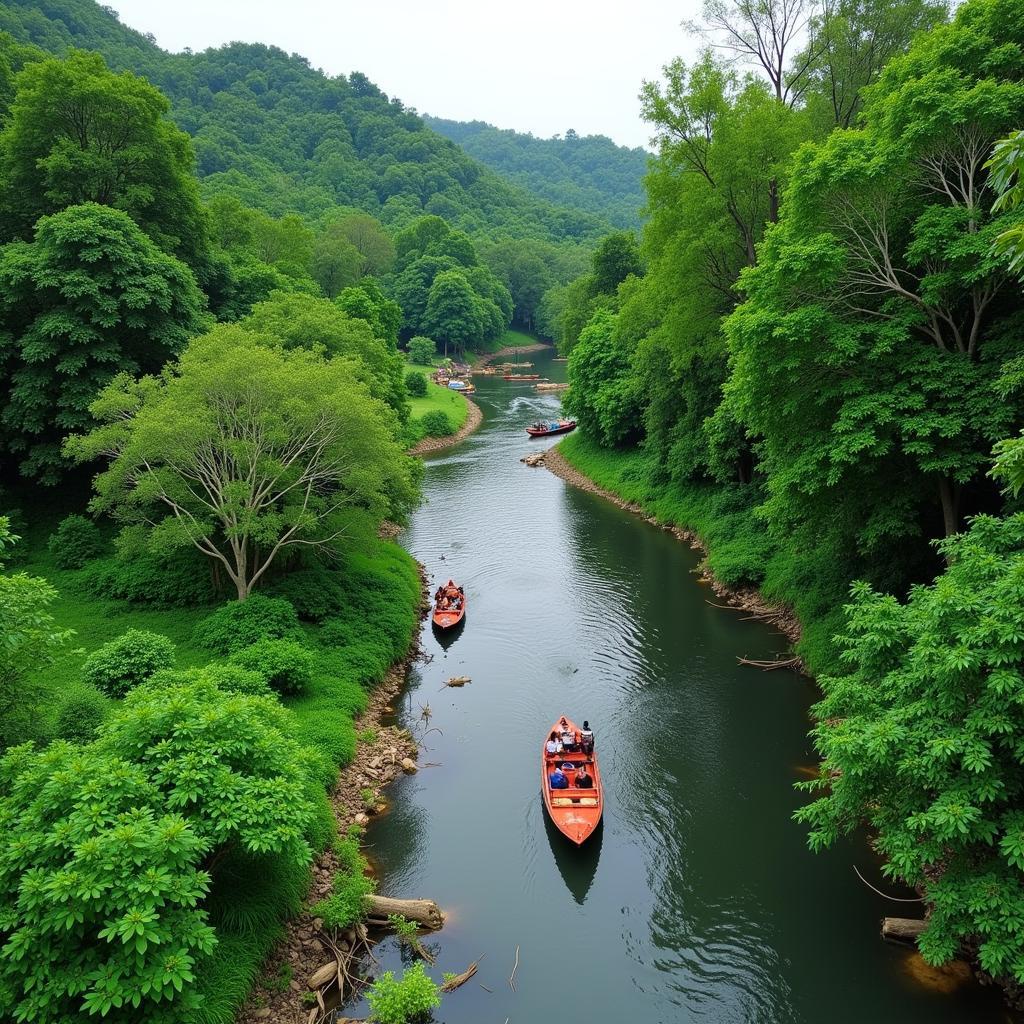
[431,580,602,846]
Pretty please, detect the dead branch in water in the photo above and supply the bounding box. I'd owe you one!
[441,955,483,992]
[509,944,520,991]
[737,656,801,671]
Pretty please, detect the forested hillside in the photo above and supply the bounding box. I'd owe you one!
[424,116,648,229]
[0,0,607,243]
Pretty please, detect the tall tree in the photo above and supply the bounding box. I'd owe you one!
[0,203,206,482]
[423,270,482,357]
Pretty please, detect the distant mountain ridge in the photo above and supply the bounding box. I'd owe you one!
[424,115,649,230]
[0,0,611,245]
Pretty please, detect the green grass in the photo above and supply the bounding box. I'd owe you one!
[557,433,850,675]
[403,365,470,445]
[7,495,423,1024]
[492,328,542,352]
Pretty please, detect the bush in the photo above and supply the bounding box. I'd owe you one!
[229,638,314,696]
[82,547,218,608]
[266,568,345,622]
[312,865,375,930]
[47,514,102,569]
[53,686,111,743]
[194,594,301,654]
[82,628,176,698]
[404,370,427,397]
[419,409,453,437]
[150,663,271,697]
[365,963,441,1024]
[407,336,435,365]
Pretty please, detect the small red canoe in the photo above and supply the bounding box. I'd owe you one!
[431,579,466,630]
[526,420,577,437]
[541,716,602,845]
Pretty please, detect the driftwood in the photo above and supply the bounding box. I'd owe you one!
[307,960,339,989]
[441,956,482,992]
[737,656,801,671]
[509,944,520,991]
[443,675,471,687]
[882,917,927,945]
[364,895,443,930]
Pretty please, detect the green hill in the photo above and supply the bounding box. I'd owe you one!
[0,0,610,243]
[424,115,649,229]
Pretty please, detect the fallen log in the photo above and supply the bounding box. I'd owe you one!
[444,675,471,687]
[307,960,338,989]
[364,895,443,930]
[737,656,801,671]
[441,957,482,992]
[882,918,927,945]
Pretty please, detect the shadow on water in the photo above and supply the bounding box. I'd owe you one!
[543,801,603,905]
[431,617,465,651]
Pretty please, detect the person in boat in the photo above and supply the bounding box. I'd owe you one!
[548,765,569,789]
[559,720,576,752]
[545,731,562,757]
[438,594,450,610]
[580,721,594,754]
[575,765,594,789]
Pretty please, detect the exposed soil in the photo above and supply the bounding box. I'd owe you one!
[238,574,432,1024]
[538,446,803,656]
[406,397,483,457]
[473,341,552,366]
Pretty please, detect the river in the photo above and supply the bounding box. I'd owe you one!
[351,348,1007,1023]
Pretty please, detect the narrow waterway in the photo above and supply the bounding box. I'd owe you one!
[354,348,1006,1023]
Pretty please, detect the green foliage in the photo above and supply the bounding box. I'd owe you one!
[365,962,441,1024]
[46,514,102,569]
[387,913,419,942]
[82,544,219,609]
[81,628,177,698]
[407,336,437,365]
[312,868,375,930]
[0,202,206,482]
[229,638,314,697]
[405,370,428,397]
[265,568,346,623]
[194,594,301,655]
[67,324,419,600]
[52,684,111,743]
[419,410,454,437]
[797,512,1024,982]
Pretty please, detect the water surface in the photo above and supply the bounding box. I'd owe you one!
[354,349,1005,1023]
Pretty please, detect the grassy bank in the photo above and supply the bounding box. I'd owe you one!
[404,364,470,446]
[557,433,848,674]
[11,499,422,1024]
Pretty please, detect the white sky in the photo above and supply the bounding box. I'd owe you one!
[110,1,704,150]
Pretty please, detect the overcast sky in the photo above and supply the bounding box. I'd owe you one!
[110,1,704,150]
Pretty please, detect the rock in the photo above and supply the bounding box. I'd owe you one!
[401,757,418,773]
[312,918,324,931]
[255,1010,271,1019]
[354,812,369,824]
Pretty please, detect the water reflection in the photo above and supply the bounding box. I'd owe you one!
[543,802,602,904]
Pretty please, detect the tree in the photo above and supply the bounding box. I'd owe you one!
[423,270,483,357]
[66,325,418,601]
[394,214,450,266]
[591,231,642,294]
[797,510,1024,984]
[0,51,211,274]
[0,203,206,482]
[407,336,437,365]
[0,517,72,750]
[311,227,361,298]
[329,212,395,276]
[335,278,402,345]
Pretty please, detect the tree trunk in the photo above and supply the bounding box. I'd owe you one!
[938,476,961,538]
[363,895,444,930]
[768,179,780,225]
[882,918,926,945]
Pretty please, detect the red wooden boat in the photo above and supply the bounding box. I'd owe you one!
[541,716,602,845]
[431,579,466,630]
[526,419,577,437]
[503,373,542,380]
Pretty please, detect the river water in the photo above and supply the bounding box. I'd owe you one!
[354,349,1006,1023]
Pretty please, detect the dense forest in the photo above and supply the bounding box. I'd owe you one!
[424,116,649,230]
[557,0,1024,991]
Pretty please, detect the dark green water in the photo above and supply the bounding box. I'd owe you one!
[355,349,1007,1023]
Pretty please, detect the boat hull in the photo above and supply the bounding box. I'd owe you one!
[526,422,577,437]
[431,579,466,631]
[542,716,602,846]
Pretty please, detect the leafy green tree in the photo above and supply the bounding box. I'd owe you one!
[336,278,402,345]
[0,517,72,750]
[989,128,1024,276]
[591,231,642,294]
[394,214,450,266]
[66,325,418,601]
[407,336,436,365]
[405,370,427,397]
[312,225,362,298]
[797,510,1024,982]
[423,270,483,357]
[0,202,206,482]
[244,292,408,420]
[329,212,394,276]
[0,50,211,275]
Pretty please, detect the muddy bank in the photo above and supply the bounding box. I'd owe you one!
[239,577,431,1024]
[473,340,552,367]
[407,397,483,457]
[537,445,803,654]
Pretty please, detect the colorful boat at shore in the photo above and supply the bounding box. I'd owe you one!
[447,379,476,394]
[526,419,577,437]
[431,579,466,631]
[542,716,602,845]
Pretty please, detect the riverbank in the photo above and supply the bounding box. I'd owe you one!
[540,443,803,652]
[407,396,483,456]
[473,339,552,367]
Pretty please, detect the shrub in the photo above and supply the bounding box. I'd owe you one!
[407,336,435,365]
[82,547,218,608]
[53,685,111,743]
[312,867,375,930]
[0,508,27,565]
[82,628,176,697]
[199,663,271,695]
[404,370,427,397]
[365,963,441,1024]
[194,594,301,654]
[266,568,345,622]
[47,514,102,569]
[419,410,453,437]
[229,638,314,696]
